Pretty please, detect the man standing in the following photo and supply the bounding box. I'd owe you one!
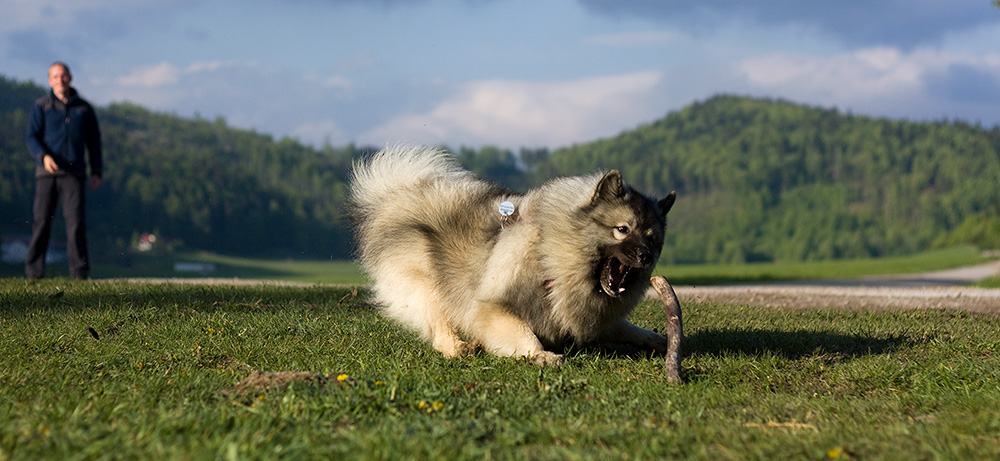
[24,62,103,280]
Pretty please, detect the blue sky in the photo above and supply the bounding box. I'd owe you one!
[4,0,999,149]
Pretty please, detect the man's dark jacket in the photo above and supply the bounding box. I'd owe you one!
[24,88,102,178]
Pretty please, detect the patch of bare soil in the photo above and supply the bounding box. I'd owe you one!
[223,371,355,398]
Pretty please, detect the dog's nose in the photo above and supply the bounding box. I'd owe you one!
[636,247,654,266]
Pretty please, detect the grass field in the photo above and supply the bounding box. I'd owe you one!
[2,276,999,459]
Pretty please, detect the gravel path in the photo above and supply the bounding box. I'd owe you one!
[671,259,1000,314]
[675,285,1000,314]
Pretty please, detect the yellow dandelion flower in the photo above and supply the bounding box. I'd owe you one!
[432,401,445,411]
[418,400,428,409]
[337,374,349,382]
[827,447,842,458]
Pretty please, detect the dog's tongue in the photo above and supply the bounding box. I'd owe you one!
[600,259,630,297]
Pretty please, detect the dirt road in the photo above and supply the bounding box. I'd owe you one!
[673,259,1000,314]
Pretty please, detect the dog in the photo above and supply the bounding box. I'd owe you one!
[349,145,676,365]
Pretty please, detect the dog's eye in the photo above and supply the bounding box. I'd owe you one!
[616,226,629,234]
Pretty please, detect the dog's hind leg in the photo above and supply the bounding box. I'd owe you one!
[375,275,476,358]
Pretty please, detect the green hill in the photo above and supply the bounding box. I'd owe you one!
[3,75,999,265]
[547,95,1000,263]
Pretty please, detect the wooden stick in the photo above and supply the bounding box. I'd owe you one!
[651,276,683,384]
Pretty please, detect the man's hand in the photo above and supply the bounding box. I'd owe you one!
[42,155,59,174]
[89,175,102,190]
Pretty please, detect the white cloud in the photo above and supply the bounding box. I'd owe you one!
[116,62,180,87]
[322,76,352,89]
[185,60,250,73]
[739,47,1000,103]
[361,71,666,148]
[303,72,353,90]
[578,0,995,48]
[111,60,262,90]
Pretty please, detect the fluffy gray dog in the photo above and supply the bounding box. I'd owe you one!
[350,145,676,365]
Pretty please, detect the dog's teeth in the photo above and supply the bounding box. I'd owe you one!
[618,287,625,293]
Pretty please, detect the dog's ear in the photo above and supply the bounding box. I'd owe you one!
[659,191,676,216]
[591,170,624,204]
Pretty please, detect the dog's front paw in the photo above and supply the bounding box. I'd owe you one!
[646,331,669,354]
[630,330,668,354]
[531,351,564,367]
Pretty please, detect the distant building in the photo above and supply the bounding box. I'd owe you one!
[136,232,157,252]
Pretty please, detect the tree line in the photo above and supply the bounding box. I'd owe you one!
[2,76,998,264]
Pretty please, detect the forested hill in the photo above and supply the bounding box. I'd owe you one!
[3,74,999,264]
[547,95,1000,263]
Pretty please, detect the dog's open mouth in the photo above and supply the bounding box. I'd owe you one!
[599,257,632,297]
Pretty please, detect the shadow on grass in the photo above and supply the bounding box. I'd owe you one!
[0,280,370,314]
[566,327,915,364]
[686,327,914,359]
[95,261,299,281]
[0,259,299,281]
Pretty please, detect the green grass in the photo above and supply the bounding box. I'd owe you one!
[2,278,999,459]
[974,275,1000,289]
[153,252,369,284]
[1,245,990,286]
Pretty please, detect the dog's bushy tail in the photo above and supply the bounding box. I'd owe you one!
[349,145,479,261]
[350,145,471,208]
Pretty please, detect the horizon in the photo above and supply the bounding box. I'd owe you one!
[7,73,995,152]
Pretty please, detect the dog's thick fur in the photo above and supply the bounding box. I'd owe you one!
[349,145,676,365]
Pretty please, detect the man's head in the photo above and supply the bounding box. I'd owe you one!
[48,62,72,100]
